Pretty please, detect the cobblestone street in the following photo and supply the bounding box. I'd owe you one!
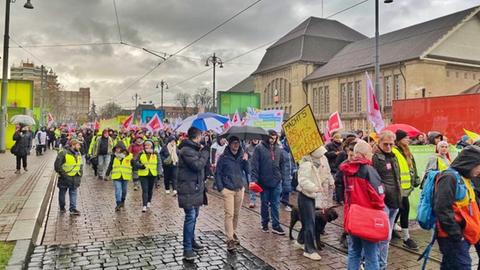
[28,167,478,269]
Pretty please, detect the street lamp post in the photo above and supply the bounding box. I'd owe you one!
[375,0,393,110]
[205,53,223,113]
[0,0,34,153]
[156,80,168,111]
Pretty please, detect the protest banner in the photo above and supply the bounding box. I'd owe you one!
[246,109,283,132]
[282,105,323,163]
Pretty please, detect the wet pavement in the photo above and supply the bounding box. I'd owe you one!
[29,230,273,270]
[30,165,480,269]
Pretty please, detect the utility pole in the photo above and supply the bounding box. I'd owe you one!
[156,80,168,111]
[132,93,140,121]
[375,0,393,110]
[40,65,45,126]
[205,53,224,113]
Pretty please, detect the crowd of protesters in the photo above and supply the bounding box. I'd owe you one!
[9,120,480,269]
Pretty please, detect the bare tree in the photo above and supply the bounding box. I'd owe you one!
[192,87,213,113]
[175,92,191,118]
[100,102,123,119]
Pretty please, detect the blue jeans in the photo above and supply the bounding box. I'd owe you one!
[438,238,471,270]
[260,184,282,229]
[378,207,399,270]
[183,207,200,251]
[113,180,128,206]
[58,186,78,211]
[97,154,111,178]
[347,235,380,270]
[249,190,257,204]
[281,190,290,205]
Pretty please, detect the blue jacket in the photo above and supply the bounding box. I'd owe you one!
[251,141,285,189]
[215,147,249,192]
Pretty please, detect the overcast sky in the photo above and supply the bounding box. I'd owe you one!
[1,0,478,109]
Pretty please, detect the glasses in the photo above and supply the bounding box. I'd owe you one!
[382,143,394,147]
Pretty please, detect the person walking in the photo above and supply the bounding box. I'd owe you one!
[177,127,210,262]
[12,125,31,174]
[106,143,135,211]
[215,136,250,251]
[128,135,145,191]
[339,141,385,270]
[434,145,480,269]
[137,140,161,212]
[251,129,286,235]
[325,131,343,174]
[246,139,260,208]
[425,140,451,173]
[280,136,294,212]
[391,130,420,250]
[160,136,179,195]
[295,146,333,261]
[54,139,83,215]
[92,129,113,180]
[35,127,47,156]
[372,131,402,269]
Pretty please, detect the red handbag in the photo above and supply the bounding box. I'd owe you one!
[249,182,263,193]
[345,204,389,242]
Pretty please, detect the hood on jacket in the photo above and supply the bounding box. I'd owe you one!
[339,158,372,176]
[311,146,327,159]
[113,141,128,154]
[450,145,480,178]
[427,131,443,144]
[224,145,243,159]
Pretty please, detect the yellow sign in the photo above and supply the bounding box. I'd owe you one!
[282,104,323,163]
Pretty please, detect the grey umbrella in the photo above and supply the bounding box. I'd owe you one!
[220,126,268,141]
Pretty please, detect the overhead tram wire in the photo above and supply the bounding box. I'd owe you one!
[112,0,123,43]
[113,0,265,98]
[9,42,121,48]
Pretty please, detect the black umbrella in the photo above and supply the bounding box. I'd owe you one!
[220,126,268,141]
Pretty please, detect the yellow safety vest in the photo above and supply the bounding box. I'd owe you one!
[437,157,450,172]
[392,147,411,190]
[111,154,133,180]
[62,153,82,176]
[138,152,158,177]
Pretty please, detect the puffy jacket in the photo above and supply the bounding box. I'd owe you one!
[54,147,83,188]
[12,131,31,157]
[297,150,334,204]
[177,139,210,209]
[325,141,342,174]
[339,158,385,225]
[251,141,285,189]
[215,147,249,192]
[434,146,480,242]
[372,150,402,209]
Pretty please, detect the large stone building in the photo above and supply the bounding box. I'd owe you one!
[250,6,480,130]
[58,88,91,122]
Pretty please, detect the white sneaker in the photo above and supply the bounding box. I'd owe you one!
[166,190,171,194]
[147,202,151,208]
[394,223,402,232]
[173,190,177,196]
[285,205,292,212]
[142,206,147,212]
[303,252,322,261]
[294,241,305,251]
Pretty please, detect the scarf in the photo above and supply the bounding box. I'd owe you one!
[167,143,179,165]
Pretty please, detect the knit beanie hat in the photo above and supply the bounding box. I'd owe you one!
[395,130,408,142]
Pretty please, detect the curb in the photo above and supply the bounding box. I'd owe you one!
[6,162,57,270]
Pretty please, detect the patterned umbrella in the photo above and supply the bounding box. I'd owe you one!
[10,115,35,126]
[175,113,230,132]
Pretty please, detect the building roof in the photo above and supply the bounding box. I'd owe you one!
[252,17,366,75]
[304,6,480,81]
[462,82,480,94]
[227,76,255,93]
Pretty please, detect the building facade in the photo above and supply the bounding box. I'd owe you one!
[58,88,91,122]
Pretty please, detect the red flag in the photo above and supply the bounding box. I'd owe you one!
[232,110,241,126]
[365,72,385,133]
[122,113,134,129]
[147,114,163,132]
[223,115,231,129]
[327,111,343,134]
[94,120,100,130]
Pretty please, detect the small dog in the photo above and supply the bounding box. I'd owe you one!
[288,205,339,250]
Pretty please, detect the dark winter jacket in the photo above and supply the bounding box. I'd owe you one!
[434,145,480,241]
[215,147,249,192]
[372,149,402,209]
[325,141,342,173]
[250,141,285,189]
[177,139,210,209]
[54,147,83,188]
[12,131,31,157]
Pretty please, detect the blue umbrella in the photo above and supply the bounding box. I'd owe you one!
[176,112,230,132]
